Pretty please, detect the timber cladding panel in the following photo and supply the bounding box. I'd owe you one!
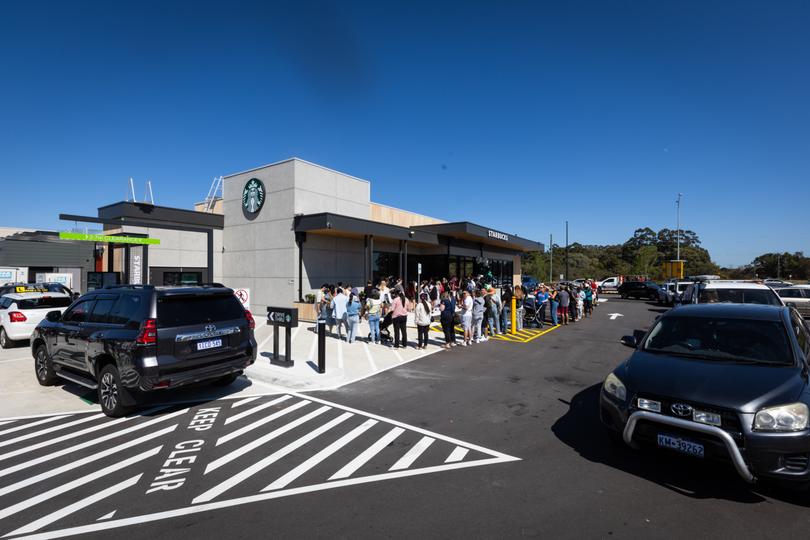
[370,203,445,227]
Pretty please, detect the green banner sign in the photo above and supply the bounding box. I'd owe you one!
[59,232,161,245]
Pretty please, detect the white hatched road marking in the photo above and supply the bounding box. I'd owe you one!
[263,418,379,491]
[389,436,435,471]
[0,446,162,520]
[193,412,354,503]
[205,405,331,473]
[329,426,405,480]
[0,408,187,478]
[229,396,260,408]
[0,424,176,497]
[0,416,68,437]
[0,421,13,427]
[0,392,520,539]
[445,446,470,463]
[216,400,311,446]
[0,415,94,447]
[7,474,142,536]
[224,395,291,425]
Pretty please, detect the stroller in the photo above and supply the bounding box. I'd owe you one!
[522,296,542,328]
[367,311,393,343]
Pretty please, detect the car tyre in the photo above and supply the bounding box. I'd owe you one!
[211,372,240,387]
[98,364,130,418]
[0,328,15,349]
[620,293,628,299]
[34,345,57,386]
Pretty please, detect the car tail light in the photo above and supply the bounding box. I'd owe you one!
[136,318,158,345]
[9,312,27,323]
[245,310,256,330]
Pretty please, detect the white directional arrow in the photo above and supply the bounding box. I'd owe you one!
[608,313,624,320]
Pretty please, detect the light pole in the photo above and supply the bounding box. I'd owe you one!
[565,221,569,281]
[676,193,682,261]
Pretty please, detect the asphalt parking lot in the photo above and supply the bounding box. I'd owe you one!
[3,298,810,539]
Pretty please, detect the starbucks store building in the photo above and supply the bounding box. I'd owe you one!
[40,158,542,315]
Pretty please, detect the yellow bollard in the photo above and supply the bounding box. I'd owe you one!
[510,296,516,335]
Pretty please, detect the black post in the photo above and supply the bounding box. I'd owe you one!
[285,326,292,364]
[272,324,279,362]
[317,319,326,374]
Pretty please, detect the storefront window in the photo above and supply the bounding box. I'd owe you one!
[372,252,399,283]
[163,272,203,286]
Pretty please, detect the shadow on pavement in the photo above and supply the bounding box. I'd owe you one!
[551,383,810,507]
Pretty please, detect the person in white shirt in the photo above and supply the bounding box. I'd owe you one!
[330,288,349,340]
[460,290,473,346]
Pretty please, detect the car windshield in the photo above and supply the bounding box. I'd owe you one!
[643,316,793,365]
[698,288,781,305]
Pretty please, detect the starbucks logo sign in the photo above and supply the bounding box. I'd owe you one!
[242,178,266,214]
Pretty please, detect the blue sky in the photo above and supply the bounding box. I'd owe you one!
[1,1,808,267]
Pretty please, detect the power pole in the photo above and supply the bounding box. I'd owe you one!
[565,221,569,281]
[549,233,553,283]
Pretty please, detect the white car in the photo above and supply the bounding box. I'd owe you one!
[598,277,620,293]
[681,280,784,307]
[774,285,810,318]
[0,292,72,348]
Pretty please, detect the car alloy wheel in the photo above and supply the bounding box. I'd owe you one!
[100,371,119,412]
[0,329,7,348]
[35,348,48,381]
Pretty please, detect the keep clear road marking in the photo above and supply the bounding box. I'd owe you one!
[0,414,103,449]
[193,412,354,503]
[330,427,405,480]
[608,313,624,320]
[7,474,143,537]
[224,395,292,425]
[263,418,379,491]
[216,400,311,447]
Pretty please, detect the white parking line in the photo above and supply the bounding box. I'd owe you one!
[216,400,310,447]
[0,414,102,449]
[0,446,162,520]
[224,395,291,425]
[329,427,405,480]
[257,328,275,351]
[8,474,143,536]
[363,342,377,371]
[194,412,353,503]
[205,405,331,474]
[389,436,435,471]
[445,446,470,463]
[0,415,68,437]
[263,418,378,491]
[0,356,30,364]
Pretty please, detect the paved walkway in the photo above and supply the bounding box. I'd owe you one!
[247,320,445,392]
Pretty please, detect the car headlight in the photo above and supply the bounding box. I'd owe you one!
[603,373,627,402]
[754,403,809,432]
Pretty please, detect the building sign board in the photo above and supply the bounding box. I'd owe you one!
[242,178,266,214]
[59,232,160,245]
[487,230,509,242]
[267,306,298,328]
[129,246,143,285]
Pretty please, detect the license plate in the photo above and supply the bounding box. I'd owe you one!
[196,338,222,351]
[657,434,704,458]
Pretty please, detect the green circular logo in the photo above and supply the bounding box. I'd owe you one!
[242,178,266,214]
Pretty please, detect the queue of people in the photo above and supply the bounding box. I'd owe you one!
[313,275,601,350]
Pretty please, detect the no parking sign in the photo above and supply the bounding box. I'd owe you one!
[234,288,250,311]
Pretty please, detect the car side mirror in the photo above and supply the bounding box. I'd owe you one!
[46,310,62,322]
[620,335,638,348]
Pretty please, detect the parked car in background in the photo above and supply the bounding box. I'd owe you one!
[764,279,794,287]
[31,284,257,416]
[0,291,72,348]
[601,303,810,489]
[599,277,621,293]
[681,280,783,307]
[617,281,661,301]
[659,280,696,305]
[0,282,73,297]
[774,285,810,319]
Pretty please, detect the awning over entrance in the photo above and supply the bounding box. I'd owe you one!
[412,222,542,253]
[293,213,439,245]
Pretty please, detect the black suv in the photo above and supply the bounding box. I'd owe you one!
[617,281,660,300]
[31,284,257,416]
